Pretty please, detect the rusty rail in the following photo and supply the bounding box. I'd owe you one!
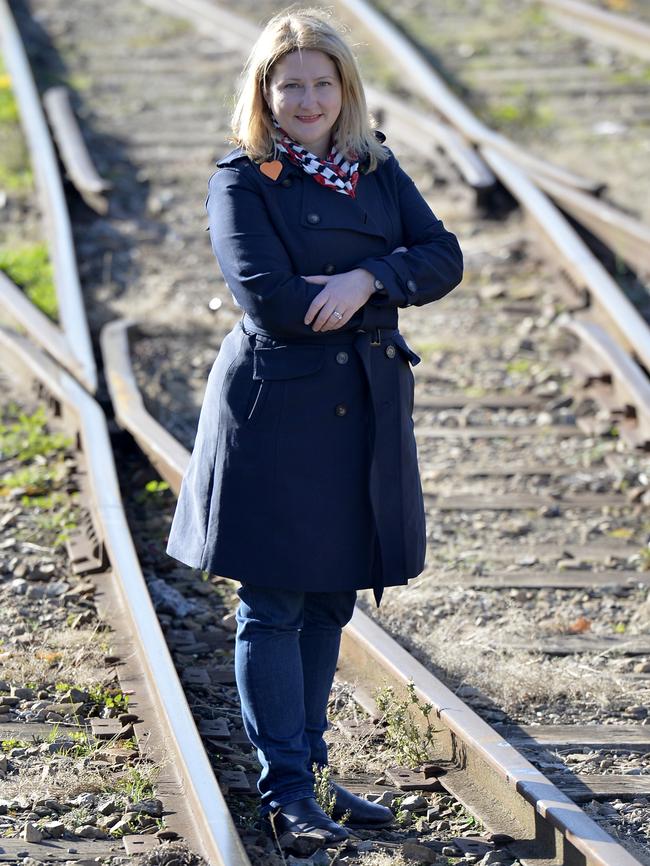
[559,313,650,449]
[0,323,251,866]
[43,85,112,214]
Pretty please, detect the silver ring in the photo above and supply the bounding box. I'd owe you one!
[331,310,343,320]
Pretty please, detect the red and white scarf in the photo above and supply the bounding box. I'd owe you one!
[273,121,360,198]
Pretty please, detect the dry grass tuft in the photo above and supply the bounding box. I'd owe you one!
[137,840,208,866]
[0,735,167,803]
[0,615,109,687]
[369,590,650,714]
[0,757,109,801]
[357,853,408,866]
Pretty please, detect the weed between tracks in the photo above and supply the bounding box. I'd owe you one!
[0,55,57,319]
[0,404,77,547]
[0,244,58,320]
[375,681,439,768]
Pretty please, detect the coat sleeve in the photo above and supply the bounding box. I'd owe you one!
[206,165,328,337]
[357,152,463,313]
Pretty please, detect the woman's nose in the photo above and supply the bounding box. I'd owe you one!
[299,87,318,107]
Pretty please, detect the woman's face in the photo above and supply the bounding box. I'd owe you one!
[267,49,342,159]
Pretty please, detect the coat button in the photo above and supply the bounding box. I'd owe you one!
[406,279,417,293]
[374,278,385,292]
[335,403,347,416]
[306,212,321,224]
[281,177,293,188]
[336,351,348,365]
[324,263,336,275]
[385,344,396,359]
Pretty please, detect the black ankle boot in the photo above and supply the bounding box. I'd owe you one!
[331,783,395,827]
[268,797,349,846]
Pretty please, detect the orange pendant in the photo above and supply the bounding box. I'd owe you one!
[260,160,283,181]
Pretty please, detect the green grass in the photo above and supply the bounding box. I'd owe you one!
[485,96,555,133]
[0,405,77,546]
[113,765,155,803]
[0,244,57,319]
[88,684,130,713]
[0,57,33,193]
[506,358,533,375]
[135,478,171,505]
[0,405,70,461]
[1,738,30,751]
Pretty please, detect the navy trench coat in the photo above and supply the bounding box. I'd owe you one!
[166,133,463,604]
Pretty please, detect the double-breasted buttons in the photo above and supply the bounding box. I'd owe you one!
[281,177,293,188]
[335,403,347,417]
[336,351,348,365]
[406,279,417,293]
[385,344,396,359]
[324,263,336,275]
[306,213,321,225]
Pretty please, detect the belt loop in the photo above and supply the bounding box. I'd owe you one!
[370,327,381,346]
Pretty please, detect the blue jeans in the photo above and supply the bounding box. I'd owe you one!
[234,584,357,813]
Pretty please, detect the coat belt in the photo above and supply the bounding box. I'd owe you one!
[240,314,396,346]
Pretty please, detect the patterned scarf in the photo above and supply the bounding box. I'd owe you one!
[272,117,360,198]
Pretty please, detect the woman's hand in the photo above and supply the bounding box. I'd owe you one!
[303,268,375,332]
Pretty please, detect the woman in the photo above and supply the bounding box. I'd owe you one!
[167,7,463,847]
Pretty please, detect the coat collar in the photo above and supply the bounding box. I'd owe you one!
[215,129,386,179]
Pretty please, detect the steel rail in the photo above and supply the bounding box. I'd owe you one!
[43,85,112,214]
[101,319,188,495]
[364,84,496,191]
[530,174,650,278]
[481,146,650,374]
[339,612,644,866]
[559,313,650,447]
[0,324,251,866]
[337,0,603,195]
[0,0,97,393]
[0,270,84,384]
[99,322,645,866]
[538,0,650,62]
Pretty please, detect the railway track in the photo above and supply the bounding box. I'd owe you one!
[1,0,650,864]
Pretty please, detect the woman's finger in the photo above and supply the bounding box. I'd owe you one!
[312,302,346,332]
[319,305,352,332]
[304,289,330,325]
[325,308,352,331]
[302,274,329,284]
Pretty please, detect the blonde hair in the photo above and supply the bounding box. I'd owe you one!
[230,7,388,172]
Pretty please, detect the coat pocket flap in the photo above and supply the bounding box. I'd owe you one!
[253,345,326,380]
[392,333,421,366]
